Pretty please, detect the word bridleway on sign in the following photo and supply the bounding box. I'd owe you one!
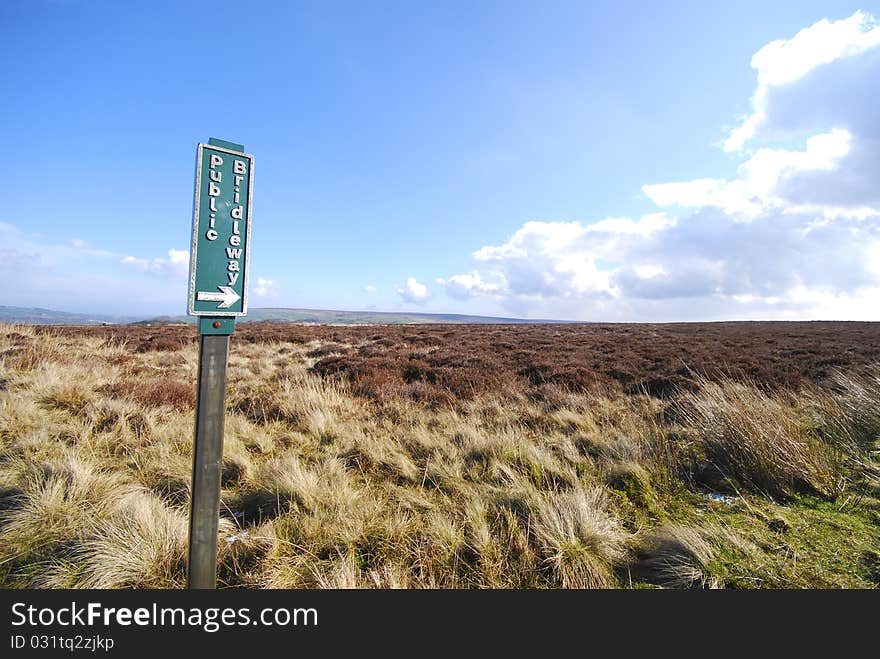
[188,143,254,316]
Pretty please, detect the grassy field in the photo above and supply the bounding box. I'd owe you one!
[1,322,879,588]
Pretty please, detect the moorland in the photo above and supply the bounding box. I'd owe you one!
[1,321,878,588]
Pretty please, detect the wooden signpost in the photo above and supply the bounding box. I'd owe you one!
[186,138,254,589]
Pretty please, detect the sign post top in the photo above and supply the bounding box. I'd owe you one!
[208,137,245,152]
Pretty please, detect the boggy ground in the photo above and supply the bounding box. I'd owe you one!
[1,322,878,588]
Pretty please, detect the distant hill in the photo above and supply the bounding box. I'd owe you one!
[134,307,565,325]
[0,306,140,326]
[1,305,565,326]
[241,307,562,324]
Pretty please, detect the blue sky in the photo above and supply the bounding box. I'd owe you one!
[3,1,880,320]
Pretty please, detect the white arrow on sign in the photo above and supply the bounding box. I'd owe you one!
[196,286,241,309]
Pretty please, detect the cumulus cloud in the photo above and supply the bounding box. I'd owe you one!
[724,10,880,152]
[252,277,279,297]
[437,271,503,299]
[396,277,430,304]
[437,11,880,321]
[644,128,855,219]
[120,248,189,279]
[454,214,675,304]
[364,284,377,292]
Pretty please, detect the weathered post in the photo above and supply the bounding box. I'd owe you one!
[186,138,254,589]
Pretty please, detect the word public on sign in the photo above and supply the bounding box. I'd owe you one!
[188,143,254,316]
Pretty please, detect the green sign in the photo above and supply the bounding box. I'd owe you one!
[188,142,254,316]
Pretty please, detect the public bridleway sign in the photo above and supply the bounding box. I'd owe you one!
[188,141,254,316]
[186,138,253,590]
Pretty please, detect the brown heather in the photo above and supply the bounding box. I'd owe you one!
[1,322,879,588]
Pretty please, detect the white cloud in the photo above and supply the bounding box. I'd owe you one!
[253,277,279,297]
[61,237,114,258]
[645,128,853,218]
[437,271,503,299]
[364,284,377,292]
[584,213,674,236]
[455,214,674,304]
[0,224,190,314]
[643,178,758,216]
[396,277,430,304]
[120,248,189,279]
[168,249,189,268]
[120,255,148,269]
[454,201,880,321]
[438,12,880,321]
[633,264,665,280]
[725,10,880,151]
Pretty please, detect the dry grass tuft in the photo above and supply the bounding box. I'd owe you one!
[637,525,720,589]
[675,378,845,499]
[530,487,628,588]
[68,492,193,589]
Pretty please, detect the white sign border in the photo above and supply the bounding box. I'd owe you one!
[187,143,255,317]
